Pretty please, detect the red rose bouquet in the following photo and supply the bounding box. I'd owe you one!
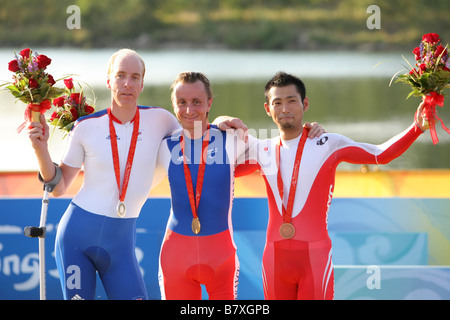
[47,77,96,136]
[393,33,450,144]
[1,48,66,132]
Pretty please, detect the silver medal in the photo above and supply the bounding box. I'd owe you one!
[117,201,126,218]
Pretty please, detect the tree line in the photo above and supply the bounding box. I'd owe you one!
[1,0,449,51]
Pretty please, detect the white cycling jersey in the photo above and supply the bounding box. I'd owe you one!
[62,106,180,218]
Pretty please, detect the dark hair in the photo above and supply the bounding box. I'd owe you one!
[264,71,306,103]
[171,71,213,100]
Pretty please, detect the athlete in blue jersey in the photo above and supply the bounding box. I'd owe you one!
[157,72,244,299]
[160,126,238,236]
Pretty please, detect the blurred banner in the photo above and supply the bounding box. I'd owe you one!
[1,194,449,300]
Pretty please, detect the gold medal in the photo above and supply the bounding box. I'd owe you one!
[182,127,209,236]
[117,201,126,218]
[191,217,201,234]
[279,223,295,239]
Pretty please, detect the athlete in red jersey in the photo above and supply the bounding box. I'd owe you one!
[237,72,429,300]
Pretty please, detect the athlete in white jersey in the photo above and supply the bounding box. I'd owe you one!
[27,49,180,299]
[56,105,179,299]
[64,106,178,218]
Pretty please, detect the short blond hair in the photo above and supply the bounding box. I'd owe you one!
[107,48,146,78]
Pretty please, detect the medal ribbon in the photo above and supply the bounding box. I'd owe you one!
[276,127,309,224]
[108,107,140,204]
[181,125,210,220]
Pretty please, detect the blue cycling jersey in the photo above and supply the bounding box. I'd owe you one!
[162,125,233,236]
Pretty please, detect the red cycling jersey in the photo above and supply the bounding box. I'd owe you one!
[237,123,423,299]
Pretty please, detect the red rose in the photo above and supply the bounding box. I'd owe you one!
[419,63,427,74]
[70,108,78,120]
[435,45,447,58]
[412,47,421,61]
[71,93,81,104]
[47,74,56,86]
[422,33,440,44]
[50,111,60,121]
[64,78,74,90]
[53,96,65,107]
[85,105,95,114]
[36,54,52,69]
[20,48,31,59]
[29,78,39,89]
[8,59,20,72]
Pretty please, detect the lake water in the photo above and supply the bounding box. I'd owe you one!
[1,48,449,171]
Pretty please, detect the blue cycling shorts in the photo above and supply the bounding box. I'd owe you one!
[54,202,147,300]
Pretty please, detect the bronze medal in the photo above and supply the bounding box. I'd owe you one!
[276,127,309,241]
[192,217,201,234]
[279,223,295,239]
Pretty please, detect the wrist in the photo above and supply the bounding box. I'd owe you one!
[38,162,62,191]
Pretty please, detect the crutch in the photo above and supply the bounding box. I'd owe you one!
[24,165,61,300]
